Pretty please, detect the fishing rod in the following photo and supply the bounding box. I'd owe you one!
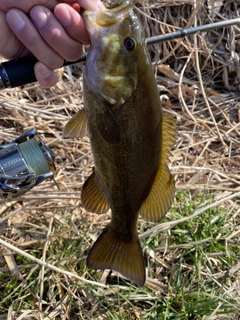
[0,18,240,90]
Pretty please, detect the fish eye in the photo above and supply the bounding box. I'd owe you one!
[124,37,136,51]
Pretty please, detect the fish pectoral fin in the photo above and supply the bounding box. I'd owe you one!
[62,108,88,138]
[81,170,109,214]
[140,114,176,222]
[96,103,121,144]
[87,226,146,286]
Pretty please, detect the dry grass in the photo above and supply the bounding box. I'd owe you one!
[0,0,239,319]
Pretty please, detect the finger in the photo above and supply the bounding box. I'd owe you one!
[0,10,27,59]
[30,6,83,61]
[54,4,89,45]
[64,0,106,11]
[34,62,59,87]
[0,0,58,13]
[6,9,64,69]
[86,0,106,10]
[78,0,106,10]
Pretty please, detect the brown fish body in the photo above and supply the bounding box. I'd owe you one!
[84,64,161,237]
[64,1,175,286]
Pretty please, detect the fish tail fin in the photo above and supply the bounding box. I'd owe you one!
[87,226,145,286]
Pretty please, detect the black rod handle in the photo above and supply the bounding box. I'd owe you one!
[0,53,88,89]
[0,57,38,89]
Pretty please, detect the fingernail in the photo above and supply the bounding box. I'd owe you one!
[30,7,48,28]
[97,0,106,10]
[6,11,25,32]
[58,8,72,26]
[36,63,51,78]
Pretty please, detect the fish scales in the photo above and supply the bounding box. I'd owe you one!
[63,0,176,286]
[84,84,160,233]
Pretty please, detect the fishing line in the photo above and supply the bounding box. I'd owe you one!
[18,138,50,175]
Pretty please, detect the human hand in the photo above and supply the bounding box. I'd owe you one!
[0,0,105,87]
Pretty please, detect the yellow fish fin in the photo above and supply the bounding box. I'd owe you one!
[81,170,109,214]
[87,226,145,286]
[139,114,176,222]
[62,108,88,138]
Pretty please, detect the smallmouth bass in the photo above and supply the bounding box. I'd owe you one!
[63,0,176,286]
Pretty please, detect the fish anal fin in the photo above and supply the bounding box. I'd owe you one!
[81,170,109,214]
[87,226,146,286]
[63,108,88,138]
[140,114,176,222]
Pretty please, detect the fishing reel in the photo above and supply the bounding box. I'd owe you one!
[0,129,56,199]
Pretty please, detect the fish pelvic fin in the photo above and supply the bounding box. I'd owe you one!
[87,226,146,286]
[62,108,88,138]
[82,170,109,214]
[139,114,176,222]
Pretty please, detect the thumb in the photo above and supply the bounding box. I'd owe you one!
[34,62,59,88]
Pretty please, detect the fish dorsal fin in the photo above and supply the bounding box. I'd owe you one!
[81,170,109,214]
[96,103,121,145]
[139,114,176,222]
[62,108,88,138]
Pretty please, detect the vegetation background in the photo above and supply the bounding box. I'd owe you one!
[0,0,239,319]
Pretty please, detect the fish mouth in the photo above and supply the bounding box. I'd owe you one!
[83,0,137,105]
[83,0,132,28]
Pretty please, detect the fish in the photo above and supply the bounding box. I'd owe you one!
[63,0,176,286]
